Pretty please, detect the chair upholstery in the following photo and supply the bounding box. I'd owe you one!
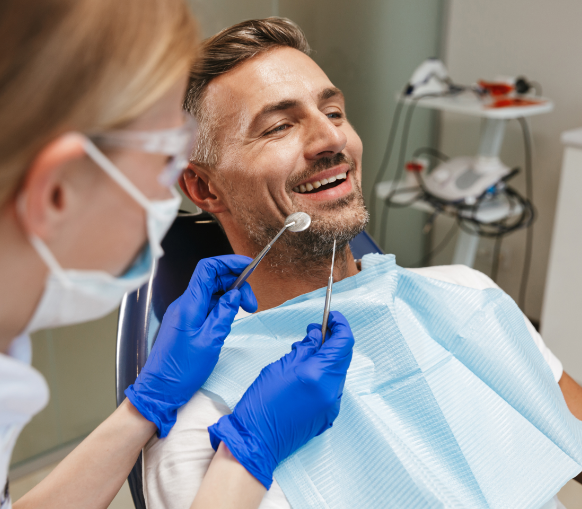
[115,211,382,508]
[348,228,383,261]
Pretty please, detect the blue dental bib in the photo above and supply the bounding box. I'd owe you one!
[203,254,582,509]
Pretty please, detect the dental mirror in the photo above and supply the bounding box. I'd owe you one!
[228,212,312,291]
[285,211,311,232]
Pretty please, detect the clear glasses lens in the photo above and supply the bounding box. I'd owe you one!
[158,153,190,188]
[90,114,198,187]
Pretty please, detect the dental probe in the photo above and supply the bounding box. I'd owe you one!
[320,239,336,344]
[228,212,311,291]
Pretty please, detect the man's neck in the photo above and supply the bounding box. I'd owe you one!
[244,244,360,312]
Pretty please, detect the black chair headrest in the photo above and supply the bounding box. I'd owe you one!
[152,211,233,321]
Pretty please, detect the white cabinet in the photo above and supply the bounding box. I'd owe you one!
[541,128,582,382]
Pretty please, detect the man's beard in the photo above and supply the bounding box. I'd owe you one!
[229,154,370,274]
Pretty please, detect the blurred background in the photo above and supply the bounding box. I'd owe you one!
[10,0,582,507]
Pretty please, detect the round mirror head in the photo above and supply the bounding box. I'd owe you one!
[285,212,311,232]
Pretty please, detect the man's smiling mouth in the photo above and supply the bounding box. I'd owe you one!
[292,170,349,194]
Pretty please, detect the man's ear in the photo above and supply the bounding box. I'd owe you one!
[180,163,227,214]
[17,132,87,241]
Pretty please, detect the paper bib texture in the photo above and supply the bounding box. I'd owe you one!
[203,254,582,509]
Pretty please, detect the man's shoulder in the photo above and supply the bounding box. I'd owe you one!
[404,264,500,291]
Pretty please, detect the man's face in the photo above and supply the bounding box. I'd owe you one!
[204,46,368,261]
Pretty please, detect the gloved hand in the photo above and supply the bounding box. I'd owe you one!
[125,255,257,437]
[208,311,354,489]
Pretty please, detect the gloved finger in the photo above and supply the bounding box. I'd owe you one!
[314,399,341,437]
[191,254,252,284]
[195,255,252,287]
[306,323,322,334]
[237,281,258,313]
[290,330,317,347]
[313,311,355,361]
[306,322,332,345]
[198,289,243,345]
[308,322,332,342]
[205,271,248,291]
[186,256,252,325]
[206,276,256,317]
[209,293,220,314]
[305,326,322,345]
[290,329,320,361]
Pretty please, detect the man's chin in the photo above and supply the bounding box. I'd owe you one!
[284,190,369,258]
[296,187,368,228]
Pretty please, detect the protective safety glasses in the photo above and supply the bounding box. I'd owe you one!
[89,113,198,187]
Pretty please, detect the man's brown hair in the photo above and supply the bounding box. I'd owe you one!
[185,17,311,167]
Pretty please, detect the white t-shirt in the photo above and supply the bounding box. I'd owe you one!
[0,335,49,509]
[143,265,564,509]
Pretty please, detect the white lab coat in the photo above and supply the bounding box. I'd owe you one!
[0,335,49,508]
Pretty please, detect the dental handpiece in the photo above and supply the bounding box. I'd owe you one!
[228,212,311,291]
[321,239,336,344]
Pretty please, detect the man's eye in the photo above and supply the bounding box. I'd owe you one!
[265,124,291,136]
[327,112,344,120]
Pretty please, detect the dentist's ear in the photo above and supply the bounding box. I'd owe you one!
[180,163,227,214]
[17,132,88,241]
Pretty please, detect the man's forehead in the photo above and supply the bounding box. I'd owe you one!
[205,47,336,123]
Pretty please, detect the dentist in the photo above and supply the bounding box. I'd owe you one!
[0,2,354,508]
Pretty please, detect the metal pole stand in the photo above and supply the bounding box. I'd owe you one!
[449,117,507,267]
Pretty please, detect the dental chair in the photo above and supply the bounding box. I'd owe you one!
[115,210,383,508]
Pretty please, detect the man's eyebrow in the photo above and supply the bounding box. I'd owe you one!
[319,86,344,101]
[249,89,344,133]
[258,99,299,119]
[249,99,299,132]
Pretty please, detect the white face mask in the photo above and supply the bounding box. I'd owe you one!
[23,130,188,333]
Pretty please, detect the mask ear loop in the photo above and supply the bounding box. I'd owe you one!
[83,137,161,218]
[28,234,73,288]
[83,136,181,260]
[16,192,73,288]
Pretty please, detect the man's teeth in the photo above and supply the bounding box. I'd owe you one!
[293,172,347,193]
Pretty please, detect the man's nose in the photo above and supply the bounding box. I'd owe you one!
[304,112,347,160]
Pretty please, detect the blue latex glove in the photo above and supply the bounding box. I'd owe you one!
[125,255,257,437]
[208,311,354,489]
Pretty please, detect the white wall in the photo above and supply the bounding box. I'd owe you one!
[437,0,582,321]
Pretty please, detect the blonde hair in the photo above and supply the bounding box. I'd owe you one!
[0,0,198,206]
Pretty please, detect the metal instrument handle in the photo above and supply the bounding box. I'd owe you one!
[320,239,336,344]
[321,277,333,343]
[228,223,293,291]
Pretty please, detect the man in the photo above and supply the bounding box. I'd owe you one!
[143,18,582,509]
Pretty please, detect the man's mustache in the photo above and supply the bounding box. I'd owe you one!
[287,153,354,191]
